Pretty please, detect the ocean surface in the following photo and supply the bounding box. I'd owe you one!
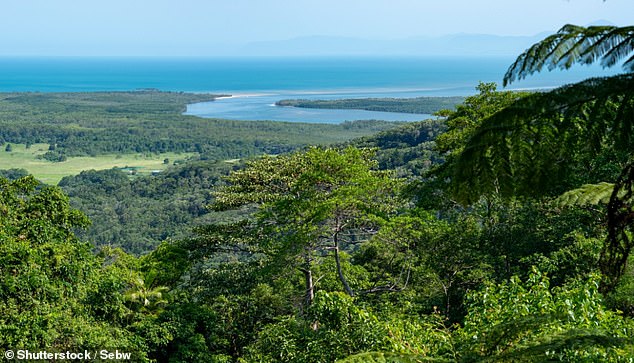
[0,56,620,123]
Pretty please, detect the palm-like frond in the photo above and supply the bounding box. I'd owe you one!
[453,74,634,204]
[556,182,615,207]
[504,24,634,86]
[124,277,170,314]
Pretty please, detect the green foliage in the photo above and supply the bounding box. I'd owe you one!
[351,119,446,177]
[7,30,634,361]
[58,160,239,254]
[0,177,153,358]
[215,146,401,222]
[451,25,634,292]
[556,182,616,207]
[154,283,290,362]
[276,96,464,115]
[336,352,448,363]
[504,24,634,85]
[339,270,634,363]
[605,255,634,317]
[420,83,530,208]
[242,291,455,363]
[152,303,232,362]
[40,150,68,162]
[457,268,634,362]
[140,241,192,288]
[357,209,491,322]
[0,168,30,180]
[213,146,403,301]
[434,83,528,160]
[453,74,634,204]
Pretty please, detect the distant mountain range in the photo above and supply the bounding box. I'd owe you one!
[231,20,617,57]
[236,33,550,57]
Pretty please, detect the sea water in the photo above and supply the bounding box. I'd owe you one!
[0,56,620,123]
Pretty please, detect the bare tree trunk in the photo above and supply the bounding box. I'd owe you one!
[334,231,354,297]
[298,252,320,330]
[301,252,315,306]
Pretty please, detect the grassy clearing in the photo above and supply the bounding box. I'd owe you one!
[0,143,196,185]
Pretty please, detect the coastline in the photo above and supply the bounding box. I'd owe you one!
[184,91,436,123]
[213,93,274,99]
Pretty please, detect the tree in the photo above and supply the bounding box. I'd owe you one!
[451,24,634,291]
[0,176,148,356]
[336,23,634,363]
[357,209,492,322]
[212,146,402,306]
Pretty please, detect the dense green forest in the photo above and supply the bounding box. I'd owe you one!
[2,24,634,362]
[0,91,397,160]
[50,120,446,255]
[57,161,243,255]
[275,96,464,114]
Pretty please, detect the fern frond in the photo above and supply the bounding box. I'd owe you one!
[453,74,634,204]
[623,54,634,71]
[504,25,634,85]
[556,182,615,207]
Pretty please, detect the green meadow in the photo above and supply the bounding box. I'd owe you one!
[0,143,195,184]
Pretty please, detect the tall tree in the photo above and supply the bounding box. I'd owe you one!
[212,146,402,305]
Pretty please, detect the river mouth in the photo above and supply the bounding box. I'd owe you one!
[184,90,437,124]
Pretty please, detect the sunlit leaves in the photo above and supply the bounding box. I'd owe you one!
[556,182,616,207]
[458,269,634,362]
[0,177,150,356]
[211,146,403,299]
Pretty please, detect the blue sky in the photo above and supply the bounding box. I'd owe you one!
[1,0,632,56]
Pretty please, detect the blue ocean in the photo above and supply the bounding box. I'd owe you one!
[0,56,619,123]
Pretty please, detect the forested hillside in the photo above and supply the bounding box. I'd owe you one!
[0,91,408,254]
[2,24,634,362]
[58,160,246,255]
[350,118,446,177]
[54,119,447,255]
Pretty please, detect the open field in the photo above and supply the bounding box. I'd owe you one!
[0,91,403,185]
[0,143,196,184]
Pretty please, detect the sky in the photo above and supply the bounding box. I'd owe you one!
[0,0,632,56]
